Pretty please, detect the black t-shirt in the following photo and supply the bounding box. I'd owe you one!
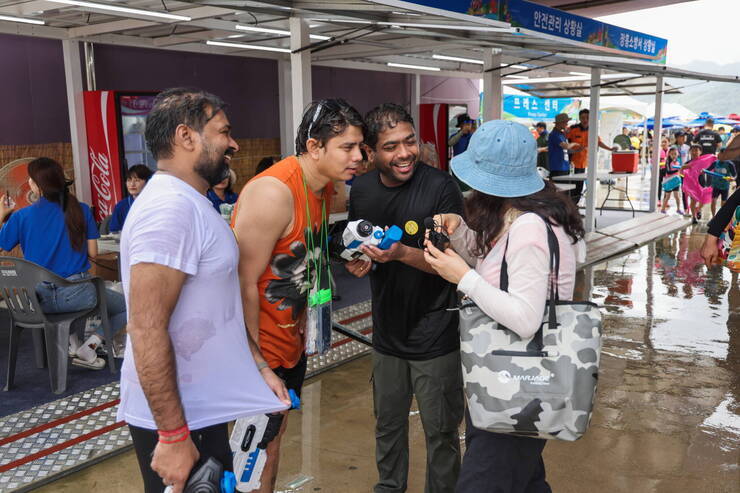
[348,163,464,360]
[697,129,722,155]
[708,188,740,237]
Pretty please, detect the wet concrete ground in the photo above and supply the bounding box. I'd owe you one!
[37,227,739,492]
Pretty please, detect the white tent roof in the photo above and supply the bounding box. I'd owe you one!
[596,95,648,116]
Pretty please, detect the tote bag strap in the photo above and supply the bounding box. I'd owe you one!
[498,215,561,352]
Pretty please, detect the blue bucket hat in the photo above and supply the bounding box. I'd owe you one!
[451,120,544,198]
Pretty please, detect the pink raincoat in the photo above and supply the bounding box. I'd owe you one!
[681,154,716,204]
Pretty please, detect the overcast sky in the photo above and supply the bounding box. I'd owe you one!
[598,0,740,66]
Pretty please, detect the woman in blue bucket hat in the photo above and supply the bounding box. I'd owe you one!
[423,120,586,492]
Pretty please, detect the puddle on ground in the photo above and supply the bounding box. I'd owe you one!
[581,228,739,463]
[586,230,735,360]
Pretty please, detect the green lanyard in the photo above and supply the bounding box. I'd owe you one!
[301,172,331,306]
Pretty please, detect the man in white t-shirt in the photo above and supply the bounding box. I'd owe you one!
[118,87,289,493]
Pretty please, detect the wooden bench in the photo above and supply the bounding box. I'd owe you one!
[580,213,690,268]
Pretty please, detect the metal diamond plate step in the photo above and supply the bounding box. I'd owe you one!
[0,301,372,492]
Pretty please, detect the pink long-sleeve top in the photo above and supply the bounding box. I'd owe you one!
[451,212,585,339]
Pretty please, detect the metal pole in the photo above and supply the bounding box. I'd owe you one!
[290,17,312,135]
[410,74,420,128]
[62,40,92,204]
[278,59,293,157]
[483,49,502,121]
[83,42,96,91]
[584,67,601,233]
[649,76,664,212]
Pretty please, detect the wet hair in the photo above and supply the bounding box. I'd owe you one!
[295,99,366,155]
[126,164,153,182]
[255,156,276,175]
[536,122,546,129]
[465,182,584,258]
[690,144,702,152]
[145,87,226,160]
[28,158,86,251]
[579,109,590,117]
[364,103,415,151]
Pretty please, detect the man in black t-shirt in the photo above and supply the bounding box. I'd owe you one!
[697,118,723,155]
[347,103,464,493]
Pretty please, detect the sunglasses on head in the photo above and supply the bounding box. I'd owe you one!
[307,100,340,137]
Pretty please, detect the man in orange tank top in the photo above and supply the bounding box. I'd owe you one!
[232,99,366,492]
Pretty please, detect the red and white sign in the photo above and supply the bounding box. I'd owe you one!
[83,91,123,222]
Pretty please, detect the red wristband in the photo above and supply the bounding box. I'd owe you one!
[158,424,189,438]
[158,431,189,444]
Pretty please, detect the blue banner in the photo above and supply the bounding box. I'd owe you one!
[503,95,575,121]
[385,0,667,63]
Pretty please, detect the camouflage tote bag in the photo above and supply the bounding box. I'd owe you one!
[459,221,602,441]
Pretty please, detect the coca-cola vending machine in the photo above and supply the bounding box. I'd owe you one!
[83,90,158,221]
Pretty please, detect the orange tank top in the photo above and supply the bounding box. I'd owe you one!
[235,156,333,369]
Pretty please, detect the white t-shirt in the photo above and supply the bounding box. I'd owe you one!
[117,173,287,430]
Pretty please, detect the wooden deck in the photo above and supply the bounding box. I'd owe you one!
[581,213,691,268]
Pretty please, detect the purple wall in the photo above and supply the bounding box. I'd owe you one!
[312,66,409,115]
[1,34,459,146]
[421,76,480,119]
[0,34,70,145]
[93,44,281,139]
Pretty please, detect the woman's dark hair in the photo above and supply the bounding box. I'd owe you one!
[255,156,276,175]
[295,99,366,155]
[145,87,226,160]
[364,103,415,151]
[126,164,154,182]
[28,158,86,251]
[465,181,585,258]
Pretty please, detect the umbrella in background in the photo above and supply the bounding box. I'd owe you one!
[712,117,740,125]
[682,111,722,127]
[641,116,684,130]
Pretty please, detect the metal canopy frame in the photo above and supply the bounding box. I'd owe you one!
[3,0,738,233]
[3,0,735,85]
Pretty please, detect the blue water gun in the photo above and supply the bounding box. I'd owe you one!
[231,390,301,491]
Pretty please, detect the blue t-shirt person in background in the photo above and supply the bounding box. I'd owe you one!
[449,114,476,192]
[448,113,475,157]
[547,113,580,175]
[0,157,127,370]
[207,167,238,213]
[109,164,153,233]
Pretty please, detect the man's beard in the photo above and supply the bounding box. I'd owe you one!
[195,143,231,187]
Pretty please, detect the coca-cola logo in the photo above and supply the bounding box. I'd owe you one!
[89,148,113,215]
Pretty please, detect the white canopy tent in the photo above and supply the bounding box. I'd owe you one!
[645,102,696,120]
